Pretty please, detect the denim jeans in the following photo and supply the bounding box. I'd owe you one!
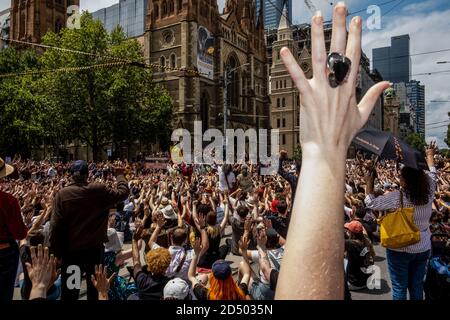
[0,243,19,301]
[386,249,430,300]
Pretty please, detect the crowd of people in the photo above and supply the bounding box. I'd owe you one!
[1,3,449,301]
[0,144,449,301]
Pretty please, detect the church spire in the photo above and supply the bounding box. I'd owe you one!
[278,4,289,31]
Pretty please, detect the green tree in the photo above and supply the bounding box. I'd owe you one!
[37,13,173,161]
[293,144,302,162]
[0,48,43,157]
[405,133,427,153]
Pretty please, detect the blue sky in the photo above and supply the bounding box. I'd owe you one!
[0,0,449,147]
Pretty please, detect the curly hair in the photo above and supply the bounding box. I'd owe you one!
[145,248,171,276]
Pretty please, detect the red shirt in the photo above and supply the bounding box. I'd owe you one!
[0,191,27,242]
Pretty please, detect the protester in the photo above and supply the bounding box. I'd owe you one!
[364,142,437,300]
[188,239,251,300]
[0,158,27,301]
[131,224,171,300]
[344,220,375,291]
[49,160,130,300]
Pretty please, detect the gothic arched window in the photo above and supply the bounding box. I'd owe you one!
[160,56,166,72]
[162,1,168,16]
[170,53,176,69]
[226,55,240,109]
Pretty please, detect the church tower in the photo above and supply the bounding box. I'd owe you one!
[145,0,220,132]
[270,4,299,156]
[10,0,80,43]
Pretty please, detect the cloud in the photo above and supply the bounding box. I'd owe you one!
[402,0,438,14]
[362,9,450,148]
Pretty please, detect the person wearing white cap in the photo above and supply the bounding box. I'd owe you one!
[0,157,28,301]
[163,278,191,300]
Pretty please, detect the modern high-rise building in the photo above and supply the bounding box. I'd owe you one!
[256,0,292,30]
[92,0,147,39]
[372,34,411,83]
[406,80,426,138]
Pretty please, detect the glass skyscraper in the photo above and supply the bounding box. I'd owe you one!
[256,0,292,30]
[406,80,426,138]
[92,0,147,38]
[372,34,411,83]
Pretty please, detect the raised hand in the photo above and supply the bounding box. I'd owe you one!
[91,265,115,301]
[193,237,202,256]
[280,8,390,158]
[25,245,56,300]
[156,213,166,228]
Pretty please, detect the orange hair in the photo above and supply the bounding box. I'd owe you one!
[208,274,246,300]
[145,248,171,276]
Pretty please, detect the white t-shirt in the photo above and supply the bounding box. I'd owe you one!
[249,246,285,284]
[105,228,123,253]
[152,243,194,281]
[218,166,235,191]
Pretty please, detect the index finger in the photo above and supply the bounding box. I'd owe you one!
[280,47,311,95]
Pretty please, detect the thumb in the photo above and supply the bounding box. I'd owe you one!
[25,262,32,274]
[91,274,97,286]
[358,81,391,125]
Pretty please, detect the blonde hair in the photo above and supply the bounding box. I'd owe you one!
[145,248,171,276]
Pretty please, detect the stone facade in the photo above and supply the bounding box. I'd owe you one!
[144,0,269,134]
[10,0,79,43]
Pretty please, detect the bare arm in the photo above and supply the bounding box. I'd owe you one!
[276,4,390,300]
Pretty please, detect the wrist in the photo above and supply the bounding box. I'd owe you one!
[29,283,47,300]
[98,292,109,300]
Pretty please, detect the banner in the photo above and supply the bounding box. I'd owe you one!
[197,26,215,80]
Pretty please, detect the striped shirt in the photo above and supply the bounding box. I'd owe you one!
[364,167,437,254]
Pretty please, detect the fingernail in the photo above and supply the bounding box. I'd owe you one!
[337,1,346,7]
[314,10,323,25]
[353,16,362,26]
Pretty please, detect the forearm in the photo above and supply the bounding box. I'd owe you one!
[188,254,199,284]
[132,240,141,269]
[258,247,272,282]
[148,226,161,248]
[276,153,346,300]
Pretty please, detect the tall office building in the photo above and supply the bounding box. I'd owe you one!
[406,80,426,138]
[372,34,411,83]
[256,0,292,30]
[92,0,147,38]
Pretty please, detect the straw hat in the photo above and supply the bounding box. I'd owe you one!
[0,158,14,179]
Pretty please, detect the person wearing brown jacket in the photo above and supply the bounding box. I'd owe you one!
[49,160,129,301]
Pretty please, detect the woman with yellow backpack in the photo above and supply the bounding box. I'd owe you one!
[364,142,438,300]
